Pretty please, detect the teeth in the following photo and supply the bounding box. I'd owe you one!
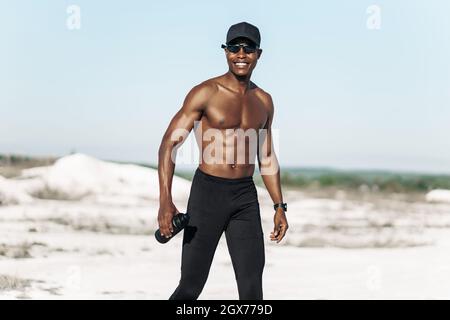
[235,63,247,66]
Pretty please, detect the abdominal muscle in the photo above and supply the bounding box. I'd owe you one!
[196,128,258,179]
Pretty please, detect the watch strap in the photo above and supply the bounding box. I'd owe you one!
[273,202,287,212]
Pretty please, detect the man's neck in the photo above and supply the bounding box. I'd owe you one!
[224,71,252,95]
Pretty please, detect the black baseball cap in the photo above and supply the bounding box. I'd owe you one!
[226,22,261,47]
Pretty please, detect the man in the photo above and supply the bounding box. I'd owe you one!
[158,22,288,300]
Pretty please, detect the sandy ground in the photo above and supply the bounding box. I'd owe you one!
[1,155,450,299]
[1,197,450,300]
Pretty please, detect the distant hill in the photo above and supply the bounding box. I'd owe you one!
[2,153,450,192]
[174,167,450,193]
[0,154,56,166]
[0,154,57,178]
[266,167,450,193]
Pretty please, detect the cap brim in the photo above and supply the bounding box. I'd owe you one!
[227,35,258,46]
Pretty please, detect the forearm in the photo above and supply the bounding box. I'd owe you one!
[259,153,283,204]
[158,140,176,203]
[261,170,283,204]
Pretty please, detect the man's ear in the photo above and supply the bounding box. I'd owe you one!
[257,49,263,59]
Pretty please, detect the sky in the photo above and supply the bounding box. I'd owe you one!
[1,0,449,173]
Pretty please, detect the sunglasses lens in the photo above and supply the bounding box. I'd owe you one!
[244,47,257,54]
[225,44,258,54]
[227,45,240,53]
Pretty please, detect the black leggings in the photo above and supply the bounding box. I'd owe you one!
[169,168,265,300]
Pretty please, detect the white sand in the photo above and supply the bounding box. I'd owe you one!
[1,154,450,299]
[0,176,34,205]
[1,212,450,300]
[426,189,450,203]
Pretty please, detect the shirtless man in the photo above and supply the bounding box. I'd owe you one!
[158,22,289,300]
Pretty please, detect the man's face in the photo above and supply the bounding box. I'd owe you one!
[224,37,262,77]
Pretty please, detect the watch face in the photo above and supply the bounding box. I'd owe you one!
[274,203,287,211]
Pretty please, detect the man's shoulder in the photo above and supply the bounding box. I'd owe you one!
[185,79,219,107]
[192,78,220,95]
[252,84,273,111]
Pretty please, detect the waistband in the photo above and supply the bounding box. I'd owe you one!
[195,167,253,184]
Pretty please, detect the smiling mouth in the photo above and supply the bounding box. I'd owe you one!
[234,62,249,68]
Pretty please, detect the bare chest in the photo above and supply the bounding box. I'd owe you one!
[203,93,268,130]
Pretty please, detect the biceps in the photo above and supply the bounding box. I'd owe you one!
[163,109,201,147]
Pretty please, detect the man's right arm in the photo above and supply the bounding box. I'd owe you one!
[157,82,213,238]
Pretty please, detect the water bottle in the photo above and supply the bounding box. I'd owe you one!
[155,212,190,244]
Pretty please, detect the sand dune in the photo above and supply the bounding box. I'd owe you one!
[2,154,192,205]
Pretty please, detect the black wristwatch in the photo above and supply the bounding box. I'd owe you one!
[273,202,287,212]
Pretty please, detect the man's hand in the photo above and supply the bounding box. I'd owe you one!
[270,208,289,243]
[158,201,179,239]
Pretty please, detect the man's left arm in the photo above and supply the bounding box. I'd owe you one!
[257,94,289,244]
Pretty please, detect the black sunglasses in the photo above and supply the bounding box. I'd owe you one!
[221,44,258,54]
